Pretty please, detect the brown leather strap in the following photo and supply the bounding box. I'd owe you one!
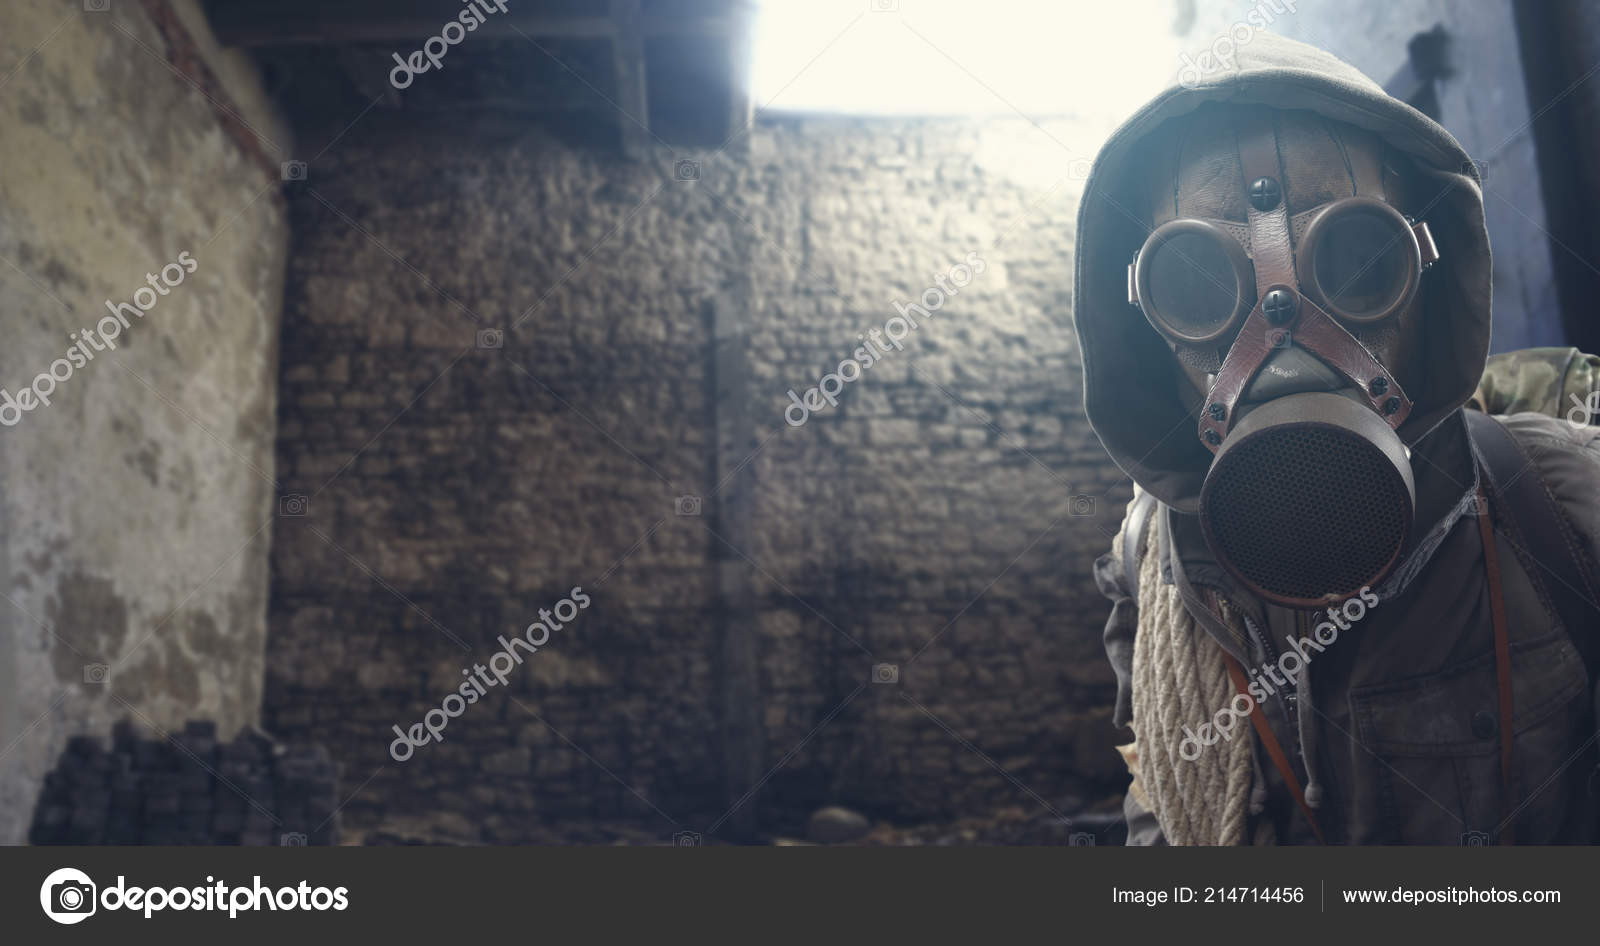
[1236,113,1296,292]
[1474,485,1517,845]
[1283,295,1414,426]
[1222,652,1328,845]
[1197,114,1294,450]
[1197,115,1415,451]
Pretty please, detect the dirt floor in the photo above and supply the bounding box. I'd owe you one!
[356,802,1129,847]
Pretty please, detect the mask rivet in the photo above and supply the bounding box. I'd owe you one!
[1383,396,1401,415]
[1204,428,1222,446]
[1262,288,1298,325]
[1249,176,1281,212]
[1208,403,1226,421]
[1369,377,1389,396]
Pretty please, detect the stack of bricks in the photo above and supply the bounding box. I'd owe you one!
[29,720,340,846]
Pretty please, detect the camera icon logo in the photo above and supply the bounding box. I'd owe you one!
[674,159,700,182]
[84,0,110,11]
[673,830,703,847]
[281,160,308,182]
[281,832,308,846]
[1069,832,1096,846]
[40,867,96,924]
[870,0,901,11]
[1266,327,1292,349]
[476,328,504,350]
[83,664,110,685]
[1068,494,1096,517]
[1460,157,1489,183]
[1461,829,1491,847]
[675,495,702,517]
[872,662,899,684]
[1068,158,1093,180]
[279,494,309,517]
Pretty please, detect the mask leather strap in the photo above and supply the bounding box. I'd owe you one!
[1474,484,1517,845]
[1236,115,1296,291]
[1197,115,1414,451]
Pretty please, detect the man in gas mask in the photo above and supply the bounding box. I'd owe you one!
[1077,32,1600,844]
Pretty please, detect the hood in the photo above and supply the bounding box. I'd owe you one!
[1072,32,1491,512]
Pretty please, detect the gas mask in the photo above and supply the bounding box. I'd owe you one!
[1126,110,1440,608]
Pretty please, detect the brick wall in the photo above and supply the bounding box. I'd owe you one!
[266,111,1131,842]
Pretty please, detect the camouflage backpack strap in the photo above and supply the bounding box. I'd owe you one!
[1464,410,1600,675]
[1471,346,1600,421]
[1466,410,1600,831]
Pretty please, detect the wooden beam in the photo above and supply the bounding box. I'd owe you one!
[709,278,762,841]
[611,0,652,160]
[205,0,732,48]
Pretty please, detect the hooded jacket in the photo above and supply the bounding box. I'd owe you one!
[1077,33,1600,844]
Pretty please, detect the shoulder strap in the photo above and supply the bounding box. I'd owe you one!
[1122,490,1159,604]
[1465,410,1600,672]
[1473,484,1518,844]
[1222,652,1327,845]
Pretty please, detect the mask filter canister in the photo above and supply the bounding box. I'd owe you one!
[1198,391,1415,607]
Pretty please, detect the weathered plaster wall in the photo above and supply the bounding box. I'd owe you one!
[0,0,290,843]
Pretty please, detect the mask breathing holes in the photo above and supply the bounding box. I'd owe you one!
[1200,424,1411,605]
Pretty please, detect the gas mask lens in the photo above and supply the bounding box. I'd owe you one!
[1300,197,1422,324]
[1128,197,1431,335]
[1311,213,1404,316]
[1131,219,1254,343]
[1147,235,1235,332]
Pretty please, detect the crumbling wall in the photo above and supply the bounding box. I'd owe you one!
[0,0,290,843]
